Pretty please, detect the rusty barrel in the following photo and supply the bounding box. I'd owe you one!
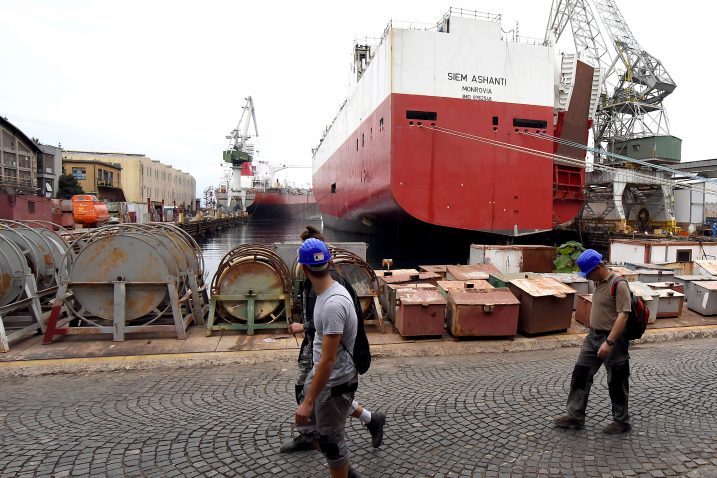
[212,244,292,322]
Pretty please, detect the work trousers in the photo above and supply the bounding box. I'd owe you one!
[566,329,631,424]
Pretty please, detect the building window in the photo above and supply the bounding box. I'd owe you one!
[72,167,87,180]
[2,130,16,149]
[3,152,17,167]
[18,155,30,169]
[676,249,692,262]
[43,153,54,174]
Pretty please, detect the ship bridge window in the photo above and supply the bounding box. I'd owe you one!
[492,116,499,126]
[331,183,336,194]
[406,110,437,121]
[513,118,547,129]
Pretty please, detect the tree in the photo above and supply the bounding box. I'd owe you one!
[553,241,586,272]
[57,171,84,199]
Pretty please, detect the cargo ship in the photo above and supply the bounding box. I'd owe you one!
[215,160,318,221]
[312,8,599,236]
[246,187,318,221]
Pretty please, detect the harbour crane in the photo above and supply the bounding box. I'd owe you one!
[223,96,258,211]
[545,0,683,233]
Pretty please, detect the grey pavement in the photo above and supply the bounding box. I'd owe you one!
[2,338,717,477]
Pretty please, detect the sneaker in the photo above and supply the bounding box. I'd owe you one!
[366,411,386,448]
[279,435,316,453]
[348,467,364,478]
[602,421,631,434]
[553,415,585,430]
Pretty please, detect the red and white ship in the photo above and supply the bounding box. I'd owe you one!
[312,9,599,236]
[216,160,318,221]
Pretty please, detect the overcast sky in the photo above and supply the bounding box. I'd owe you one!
[1,0,712,198]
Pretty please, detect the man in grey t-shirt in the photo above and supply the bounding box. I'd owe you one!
[294,238,360,478]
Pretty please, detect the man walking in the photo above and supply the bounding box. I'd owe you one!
[554,249,632,434]
[281,226,385,453]
[293,238,361,478]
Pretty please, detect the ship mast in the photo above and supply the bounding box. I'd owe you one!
[223,96,258,211]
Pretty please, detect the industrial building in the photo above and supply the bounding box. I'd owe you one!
[0,116,41,196]
[63,158,125,202]
[37,143,62,198]
[61,151,196,207]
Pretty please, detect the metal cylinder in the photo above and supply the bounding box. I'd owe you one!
[64,223,204,321]
[212,244,292,322]
[292,245,377,318]
[0,220,70,289]
[0,235,29,306]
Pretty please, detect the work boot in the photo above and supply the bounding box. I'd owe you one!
[366,411,386,448]
[279,435,316,453]
[602,421,631,434]
[348,466,364,478]
[553,415,585,430]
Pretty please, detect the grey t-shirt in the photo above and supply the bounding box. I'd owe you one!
[308,281,358,387]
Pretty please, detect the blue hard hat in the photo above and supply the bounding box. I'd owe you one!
[577,249,602,277]
[297,238,332,270]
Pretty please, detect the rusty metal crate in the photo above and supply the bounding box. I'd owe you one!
[654,289,684,318]
[693,261,717,277]
[446,288,519,338]
[436,280,493,299]
[394,286,446,337]
[384,283,435,324]
[488,272,539,289]
[540,273,589,310]
[634,269,675,284]
[418,265,448,279]
[374,269,420,278]
[575,294,592,327]
[607,266,639,282]
[446,264,500,281]
[376,272,441,315]
[468,245,556,273]
[686,280,717,316]
[648,281,685,295]
[508,278,575,335]
[674,274,716,289]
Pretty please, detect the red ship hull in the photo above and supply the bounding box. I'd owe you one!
[314,93,587,235]
[247,190,318,221]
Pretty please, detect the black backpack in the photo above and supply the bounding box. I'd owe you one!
[610,278,649,340]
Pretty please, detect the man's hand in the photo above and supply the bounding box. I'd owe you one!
[295,400,312,424]
[290,322,304,335]
[597,341,612,359]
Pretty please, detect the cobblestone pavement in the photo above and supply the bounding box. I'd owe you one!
[2,338,717,478]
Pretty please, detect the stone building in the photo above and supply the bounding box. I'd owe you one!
[61,151,196,207]
[0,116,41,195]
[63,158,125,201]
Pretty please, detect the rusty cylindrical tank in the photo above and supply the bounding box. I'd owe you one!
[0,220,70,290]
[63,224,203,321]
[292,245,378,319]
[212,244,292,322]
